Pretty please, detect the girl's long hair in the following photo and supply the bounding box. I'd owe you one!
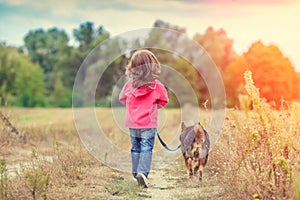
[126,50,161,88]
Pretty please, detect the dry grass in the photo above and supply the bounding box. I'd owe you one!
[206,71,300,199]
[0,107,155,199]
[0,82,300,200]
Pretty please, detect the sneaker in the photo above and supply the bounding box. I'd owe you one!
[136,173,148,188]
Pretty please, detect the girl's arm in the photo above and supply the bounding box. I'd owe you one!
[157,85,169,108]
[119,84,128,105]
[119,93,127,105]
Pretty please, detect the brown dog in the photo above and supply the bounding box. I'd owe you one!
[180,122,210,181]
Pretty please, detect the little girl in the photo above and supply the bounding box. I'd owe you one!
[119,49,169,188]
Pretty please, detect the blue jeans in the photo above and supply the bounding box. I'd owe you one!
[129,128,156,178]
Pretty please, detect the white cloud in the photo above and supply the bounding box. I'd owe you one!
[1,0,299,70]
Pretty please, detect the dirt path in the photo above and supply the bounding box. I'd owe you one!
[141,160,224,200]
[147,169,175,199]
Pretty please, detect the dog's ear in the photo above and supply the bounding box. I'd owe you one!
[181,122,186,132]
[194,123,205,143]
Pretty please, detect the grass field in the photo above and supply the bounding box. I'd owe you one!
[0,101,299,200]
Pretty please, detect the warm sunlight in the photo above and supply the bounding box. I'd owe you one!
[1,0,300,199]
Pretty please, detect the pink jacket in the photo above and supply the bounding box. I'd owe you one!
[119,79,168,128]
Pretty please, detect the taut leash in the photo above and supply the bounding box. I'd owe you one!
[156,132,181,152]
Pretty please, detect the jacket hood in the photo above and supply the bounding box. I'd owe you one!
[131,81,157,97]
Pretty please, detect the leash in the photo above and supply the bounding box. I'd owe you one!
[157,132,181,151]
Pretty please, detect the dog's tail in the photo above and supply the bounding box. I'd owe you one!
[194,123,205,144]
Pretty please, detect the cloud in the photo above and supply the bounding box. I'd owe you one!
[0,0,299,71]
[170,0,298,5]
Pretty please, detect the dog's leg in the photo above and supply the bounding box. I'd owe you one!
[184,157,189,176]
[185,157,193,177]
[193,160,199,176]
[193,146,200,176]
[188,158,193,177]
[198,164,204,181]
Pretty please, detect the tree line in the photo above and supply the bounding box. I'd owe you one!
[0,20,299,108]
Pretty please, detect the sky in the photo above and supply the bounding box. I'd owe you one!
[0,0,300,71]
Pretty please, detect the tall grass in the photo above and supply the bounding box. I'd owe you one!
[0,158,8,200]
[211,70,300,199]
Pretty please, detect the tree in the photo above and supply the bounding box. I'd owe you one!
[0,44,45,107]
[0,45,16,105]
[73,21,110,51]
[14,57,46,107]
[296,72,300,100]
[72,22,113,106]
[173,57,208,105]
[49,22,110,106]
[223,56,248,107]
[24,28,69,78]
[146,20,205,106]
[148,20,225,107]
[224,41,300,107]
[48,79,71,107]
[193,27,237,71]
[82,37,127,106]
